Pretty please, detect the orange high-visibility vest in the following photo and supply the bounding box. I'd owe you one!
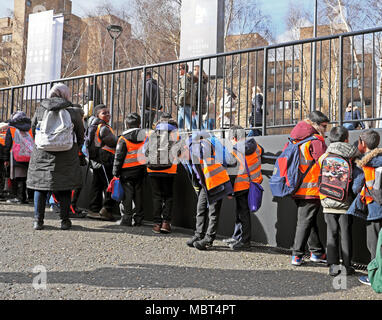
[120,136,146,168]
[199,140,230,191]
[0,131,6,146]
[95,123,116,155]
[360,166,375,204]
[232,144,262,193]
[294,134,324,198]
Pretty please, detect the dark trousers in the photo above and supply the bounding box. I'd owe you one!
[325,213,353,267]
[120,176,144,223]
[34,190,71,221]
[292,199,325,257]
[89,165,115,212]
[150,175,174,224]
[11,177,27,202]
[195,187,223,242]
[144,110,156,129]
[231,191,252,244]
[367,219,382,261]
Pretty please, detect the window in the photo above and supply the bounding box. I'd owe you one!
[26,0,32,6]
[286,66,299,73]
[0,78,8,86]
[1,34,12,43]
[317,80,324,89]
[347,79,359,88]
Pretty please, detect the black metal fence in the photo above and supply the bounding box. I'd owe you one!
[1,26,382,136]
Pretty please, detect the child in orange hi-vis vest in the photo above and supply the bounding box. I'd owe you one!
[112,113,147,227]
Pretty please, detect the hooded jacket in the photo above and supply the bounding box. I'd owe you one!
[289,119,327,199]
[27,97,84,191]
[4,112,32,165]
[319,142,359,214]
[348,148,382,221]
[113,128,147,180]
[229,137,263,196]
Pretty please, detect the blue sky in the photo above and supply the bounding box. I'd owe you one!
[0,0,315,39]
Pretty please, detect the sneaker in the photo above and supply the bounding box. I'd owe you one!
[229,241,251,250]
[291,255,303,266]
[33,220,44,230]
[344,266,356,276]
[160,221,171,234]
[60,219,72,230]
[186,235,202,247]
[310,252,327,263]
[69,206,87,218]
[6,198,21,204]
[359,275,371,286]
[222,237,237,245]
[116,216,132,226]
[193,238,213,251]
[329,264,341,277]
[152,223,162,234]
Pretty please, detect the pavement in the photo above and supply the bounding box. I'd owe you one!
[0,202,381,301]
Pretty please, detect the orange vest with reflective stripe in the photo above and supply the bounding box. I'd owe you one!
[0,131,6,146]
[200,140,230,191]
[120,136,146,168]
[232,145,262,193]
[95,123,116,155]
[9,127,33,150]
[360,166,375,205]
[294,134,324,198]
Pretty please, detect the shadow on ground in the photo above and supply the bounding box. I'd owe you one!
[0,263,362,298]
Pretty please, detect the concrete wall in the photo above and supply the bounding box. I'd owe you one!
[78,129,382,265]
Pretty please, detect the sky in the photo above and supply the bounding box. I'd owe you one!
[0,0,315,41]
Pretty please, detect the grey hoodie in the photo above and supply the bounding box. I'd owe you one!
[320,142,359,214]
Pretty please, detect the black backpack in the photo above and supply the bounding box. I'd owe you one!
[145,128,177,171]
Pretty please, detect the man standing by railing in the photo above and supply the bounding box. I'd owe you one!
[143,71,161,129]
[177,63,197,131]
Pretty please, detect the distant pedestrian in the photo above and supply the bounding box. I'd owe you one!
[344,103,365,131]
[218,88,237,129]
[248,86,264,137]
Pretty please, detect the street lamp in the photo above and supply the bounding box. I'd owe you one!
[107,24,123,125]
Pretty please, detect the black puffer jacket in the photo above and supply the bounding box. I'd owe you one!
[113,128,147,180]
[86,117,117,167]
[27,97,84,191]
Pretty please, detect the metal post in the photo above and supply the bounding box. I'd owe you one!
[110,38,116,126]
[141,67,147,129]
[262,48,268,136]
[197,58,204,130]
[339,35,344,125]
[310,0,318,112]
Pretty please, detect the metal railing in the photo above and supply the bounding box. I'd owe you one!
[1,26,382,136]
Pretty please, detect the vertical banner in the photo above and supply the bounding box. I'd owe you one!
[24,10,64,100]
[179,0,225,78]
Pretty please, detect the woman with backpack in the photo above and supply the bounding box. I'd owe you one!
[27,83,84,230]
[4,111,33,204]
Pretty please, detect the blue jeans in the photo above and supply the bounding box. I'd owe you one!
[343,123,355,130]
[34,190,71,222]
[203,119,215,130]
[178,106,197,130]
[248,129,262,137]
